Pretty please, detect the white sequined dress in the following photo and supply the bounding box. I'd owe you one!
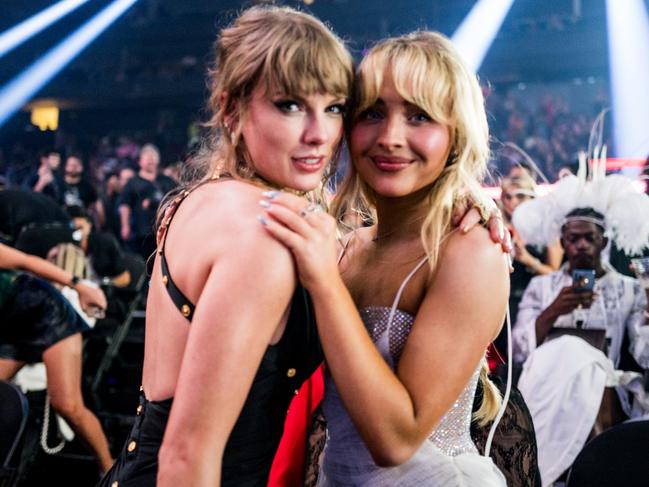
[317,257,506,487]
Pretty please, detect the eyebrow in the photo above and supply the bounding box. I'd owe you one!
[372,97,423,111]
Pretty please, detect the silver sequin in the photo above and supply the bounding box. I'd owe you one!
[359,306,479,457]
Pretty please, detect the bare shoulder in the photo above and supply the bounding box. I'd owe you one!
[429,225,509,307]
[440,226,507,277]
[171,180,294,269]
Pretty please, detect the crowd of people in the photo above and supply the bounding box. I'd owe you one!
[0,4,648,487]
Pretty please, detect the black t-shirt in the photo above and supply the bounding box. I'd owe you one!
[87,231,127,278]
[0,189,70,243]
[101,192,121,238]
[118,174,176,238]
[62,179,98,209]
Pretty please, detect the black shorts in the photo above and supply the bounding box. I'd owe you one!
[0,273,88,363]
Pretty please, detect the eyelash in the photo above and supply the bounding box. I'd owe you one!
[274,100,300,113]
[327,104,347,115]
[274,100,347,116]
[357,108,433,123]
[410,112,432,122]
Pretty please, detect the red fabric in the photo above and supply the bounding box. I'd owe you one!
[487,342,505,373]
[267,366,324,487]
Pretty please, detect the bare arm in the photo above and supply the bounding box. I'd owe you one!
[307,230,508,465]
[260,194,508,466]
[0,242,106,312]
[157,222,296,486]
[94,199,106,229]
[118,204,131,241]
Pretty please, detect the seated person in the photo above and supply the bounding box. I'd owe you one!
[513,207,649,378]
[66,205,131,288]
[512,206,649,485]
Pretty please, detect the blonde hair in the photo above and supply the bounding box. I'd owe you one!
[198,5,352,188]
[333,31,501,425]
[156,5,353,230]
[500,174,536,194]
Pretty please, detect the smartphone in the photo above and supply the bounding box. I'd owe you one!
[572,269,596,292]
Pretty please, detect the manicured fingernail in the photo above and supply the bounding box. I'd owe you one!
[257,215,269,226]
[262,191,280,199]
[462,224,470,233]
[259,200,271,208]
[498,223,505,241]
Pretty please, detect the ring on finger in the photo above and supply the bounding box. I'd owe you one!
[300,203,324,218]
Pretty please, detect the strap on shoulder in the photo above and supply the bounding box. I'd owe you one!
[157,175,228,322]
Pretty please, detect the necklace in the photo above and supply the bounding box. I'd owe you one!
[372,216,426,242]
[248,174,308,197]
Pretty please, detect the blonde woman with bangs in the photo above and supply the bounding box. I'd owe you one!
[99,6,354,487]
[261,31,510,486]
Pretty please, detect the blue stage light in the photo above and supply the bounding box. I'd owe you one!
[452,0,515,72]
[606,0,649,158]
[0,0,139,129]
[0,0,91,58]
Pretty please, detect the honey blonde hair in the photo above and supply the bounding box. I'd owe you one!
[156,5,354,230]
[197,5,352,188]
[333,31,501,426]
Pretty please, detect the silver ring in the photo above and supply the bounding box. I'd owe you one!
[300,203,324,218]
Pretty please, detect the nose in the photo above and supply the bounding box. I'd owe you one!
[575,237,591,252]
[302,113,328,146]
[376,115,405,151]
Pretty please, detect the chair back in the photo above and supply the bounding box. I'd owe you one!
[0,380,29,485]
[567,420,649,487]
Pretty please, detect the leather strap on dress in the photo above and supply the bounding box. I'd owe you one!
[157,174,228,322]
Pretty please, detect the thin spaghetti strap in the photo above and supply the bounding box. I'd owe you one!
[386,256,429,328]
[157,174,230,322]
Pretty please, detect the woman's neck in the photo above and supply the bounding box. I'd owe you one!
[373,189,431,244]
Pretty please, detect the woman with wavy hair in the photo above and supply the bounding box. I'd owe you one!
[99,6,353,487]
[261,31,510,486]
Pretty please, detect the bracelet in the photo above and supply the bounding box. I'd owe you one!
[69,275,81,288]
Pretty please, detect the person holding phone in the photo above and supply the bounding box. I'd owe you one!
[513,206,648,364]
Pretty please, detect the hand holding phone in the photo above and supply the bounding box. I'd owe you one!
[572,269,596,292]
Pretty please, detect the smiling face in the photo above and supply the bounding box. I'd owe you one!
[239,85,346,192]
[350,70,451,199]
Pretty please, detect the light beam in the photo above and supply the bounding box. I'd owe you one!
[452,0,515,72]
[606,0,649,158]
[0,0,139,129]
[0,0,91,58]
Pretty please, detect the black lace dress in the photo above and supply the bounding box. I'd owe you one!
[471,378,542,487]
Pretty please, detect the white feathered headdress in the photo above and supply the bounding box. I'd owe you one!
[512,146,649,255]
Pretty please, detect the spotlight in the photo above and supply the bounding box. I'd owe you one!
[0,0,140,129]
[451,0,515,72]
[606,0,649,158]
[0,0,91,58]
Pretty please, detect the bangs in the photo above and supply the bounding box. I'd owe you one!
[261,25,352,100]
[355,40,454,126]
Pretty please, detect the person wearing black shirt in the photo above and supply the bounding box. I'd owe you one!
[24,149,62,202]
[61,154,104,222]
[118,144,175,259]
